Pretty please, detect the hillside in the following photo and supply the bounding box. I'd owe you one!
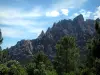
[8,14,96,62]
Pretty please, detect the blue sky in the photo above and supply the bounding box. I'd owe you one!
[0,0,100,49]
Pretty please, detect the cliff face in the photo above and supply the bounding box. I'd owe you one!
[8,14,96,61]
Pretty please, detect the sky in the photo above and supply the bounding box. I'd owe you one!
[0,0,100,49]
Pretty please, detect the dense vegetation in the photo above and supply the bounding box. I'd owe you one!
[0,20,100,75]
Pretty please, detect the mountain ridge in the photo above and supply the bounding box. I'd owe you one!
[8,14,97,62]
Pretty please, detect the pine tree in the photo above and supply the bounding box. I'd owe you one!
[0,29,3,63]
[54,36,80,75]
[86,19,100,75]
[0,29,3,45]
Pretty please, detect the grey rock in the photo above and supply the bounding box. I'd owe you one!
[8,14,97,61]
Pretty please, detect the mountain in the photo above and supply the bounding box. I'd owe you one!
[8,14,96,62]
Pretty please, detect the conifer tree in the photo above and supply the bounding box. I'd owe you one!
[54,36,80,75]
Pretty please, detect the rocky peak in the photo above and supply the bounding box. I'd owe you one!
[38,30,45,39]
[47,27,51,32]
[9,40,33,61]
[73,14,84,22]
[46,27,51,35]
[73,14,85,32]
[53,23,56,28]
[0,29,2,41]
[43,27,53,39]
[96,18,100,22]
[8,14,95,61]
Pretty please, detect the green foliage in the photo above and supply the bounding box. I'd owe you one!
[0,64,9,75]
[54,36,80,75]
[80,67,95,75]
[9,64,27,75]
[26,51,54,75]
[94,58,100,75]
[26,62,47,75]
[6,60,20,67]
[0,60,27,75]
[63,71,75,75]
[0,49,10,64]
[0,29,3,45]
[45,70,57,75]
[33,51,53,70]
[1,20,100,75]
[86,21,100,67]
[95,20,100,34]
[86,38,96,68]
[25,63,36,75]
[86,20,100,75]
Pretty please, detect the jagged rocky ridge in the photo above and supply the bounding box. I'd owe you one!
[8,14,96,61]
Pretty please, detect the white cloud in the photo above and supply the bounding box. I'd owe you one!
[71,13,79,18]
[69,13,79,19]
[28,27,46,36]
[70,9,92,19]
[0,7,48,38]
[0,7,45,27]
[52,0,87,10]
[0,19,34,26]
[94,6,100,19]
[79,9,92,19]
[1,26,46,39]
[61,9,69,16]
[1,27,24,38]
[49,0,87,18]
[0,7,48,39]
[0,7,42,20]
[46,10,60,17]
[73,13,79,17]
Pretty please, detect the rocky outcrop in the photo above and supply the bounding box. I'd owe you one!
[9,40,33,62]
[8,14,97,61]
[38,30,45,39]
